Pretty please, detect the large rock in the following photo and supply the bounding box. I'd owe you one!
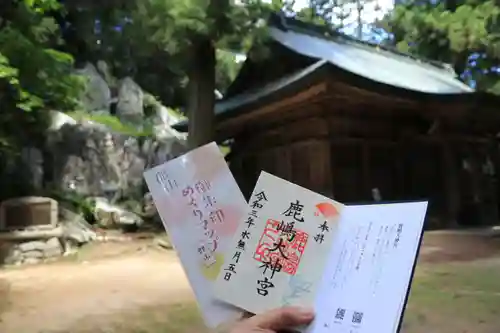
[36,63,187,202]
[96,60,115,87]
[46,118,138,199]
[24,257,41,265]
[44,111,186,199]
[1,236,65,266]
[1,245,22,265]
[155,105,183,127]
[145,98,187,140]
[143,192,156,218]
[59,207,97,244]
[48,110,77,131]
[44,237,64,257]
[18,241,46,252]
[23,250,43,259]
[76,63,112,113]
[143,137,187,169]
[120,137,146,199]
[116,77,144,124]
[93,197,143,227]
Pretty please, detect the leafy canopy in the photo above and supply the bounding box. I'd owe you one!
[380,0,500,94]
[0,0,84,112]
[0,0,85,151]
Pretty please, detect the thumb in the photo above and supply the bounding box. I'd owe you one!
[244,306,315,331]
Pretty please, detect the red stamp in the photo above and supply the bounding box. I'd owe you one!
[254,219,309,275]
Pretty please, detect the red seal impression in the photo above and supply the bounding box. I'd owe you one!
[254,219,309,275]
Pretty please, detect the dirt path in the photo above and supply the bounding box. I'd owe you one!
[0,230,499,333]
[419,229,500,263]
[0,249,192,333]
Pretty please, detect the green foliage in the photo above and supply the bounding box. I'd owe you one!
[56,0,271,108]
[219,144,230,156]
[25,0,61,12]
[381,0,500,94]
[295,7,330,26]
[215,49,243,93]
[111,0,279,146]
[66,111,154,137]
[296,0,382,32]
[165,107,186,121]
[127,0,274,63]
[50,189,97,223]
[0,0,288,151]
[0,1,86,153]
[143,93,186,120]
[0,1,85,111]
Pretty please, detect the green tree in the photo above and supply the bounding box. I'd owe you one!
[380,0,500,94]
[298,0,384,38]
[0,0,84,150]
[0,0,86,196]
[216,49,243,94]
[50,0,273,140]
[127,0,280,149]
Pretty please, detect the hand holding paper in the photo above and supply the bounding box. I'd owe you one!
[229,306,315,333]
[143,142,428,333]
[213,171,427,333]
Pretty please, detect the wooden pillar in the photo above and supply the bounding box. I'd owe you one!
[290,139,332,194]
[469,143,499,226]
[441,139,460,227]
[468,148,485,225]
[275,145,292,182]
[487,141,500,225]
[318,139,333,196]
[395,140,406,199]
[329,141,337,199]
[361,142,370,199]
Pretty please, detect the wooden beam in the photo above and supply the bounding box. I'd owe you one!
[327,79,424,109]
[217,83,327,137]
[217,97,328,141]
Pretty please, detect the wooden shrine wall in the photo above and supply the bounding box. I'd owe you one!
[230,138,331,198]
[229,123,500,228]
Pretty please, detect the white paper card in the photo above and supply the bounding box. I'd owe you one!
[143,142,246,328]
[308,201,428,333]
[214,171,345,314]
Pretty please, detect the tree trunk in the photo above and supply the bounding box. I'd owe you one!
[186,37,217,150]
[186,0,229,149]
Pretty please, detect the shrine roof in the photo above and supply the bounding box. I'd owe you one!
[173,13,491,133]
[266,28,472,94]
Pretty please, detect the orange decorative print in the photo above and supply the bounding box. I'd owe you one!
[316,202,339,219]
[254,219,309,275]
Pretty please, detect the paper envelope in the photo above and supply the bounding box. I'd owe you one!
[143,142,246,328]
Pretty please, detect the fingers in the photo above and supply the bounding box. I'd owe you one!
[243,306,315,331]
